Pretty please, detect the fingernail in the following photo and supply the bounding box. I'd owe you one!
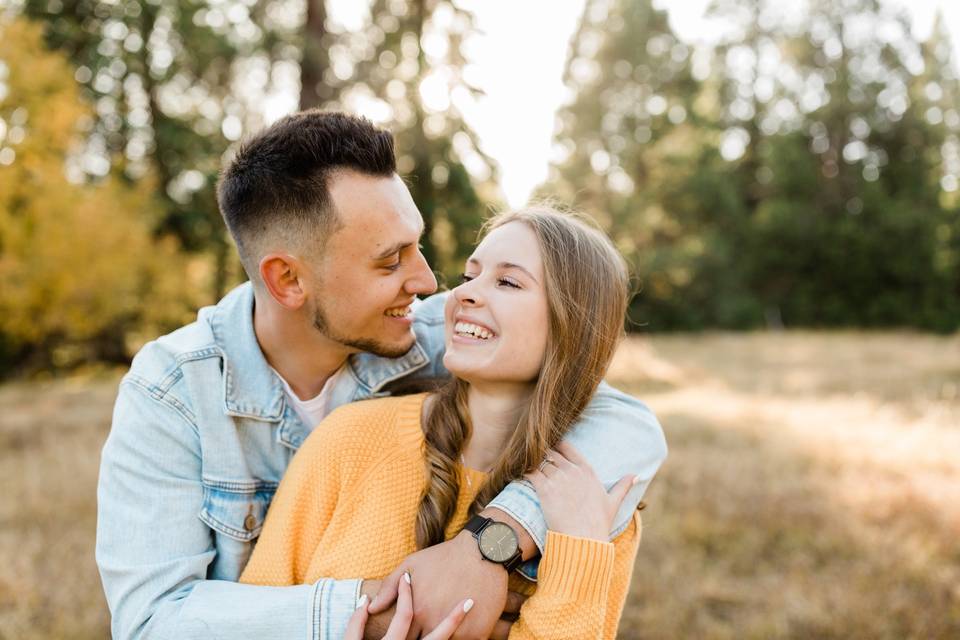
[632,475,641,486]
[403,571,411,584]
[463,598,474,613]
[356,594,368,609]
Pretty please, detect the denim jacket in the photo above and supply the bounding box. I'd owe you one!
[96,282,667,640]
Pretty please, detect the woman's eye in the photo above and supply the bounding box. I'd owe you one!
[459,273,475,283]
[498,277,520,288]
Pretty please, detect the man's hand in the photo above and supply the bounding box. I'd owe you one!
[358,580,397,639]
[369,532,508,639]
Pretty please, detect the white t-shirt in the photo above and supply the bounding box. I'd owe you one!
[271,365,346,430]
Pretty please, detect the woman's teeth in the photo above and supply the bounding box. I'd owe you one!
[454,322,494,340]
[385,306,411,318]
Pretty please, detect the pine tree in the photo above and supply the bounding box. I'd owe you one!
[300,0,498,280]
[22,0,301,299]
[0,18,195,371]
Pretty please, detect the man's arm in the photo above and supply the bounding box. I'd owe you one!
[96,381,361,640]
[486,381,667,577]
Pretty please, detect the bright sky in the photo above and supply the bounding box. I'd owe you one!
[330,0,960,207]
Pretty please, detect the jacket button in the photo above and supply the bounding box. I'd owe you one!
[243,514,257,531]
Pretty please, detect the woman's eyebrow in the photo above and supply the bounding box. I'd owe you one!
[466,258,539,284]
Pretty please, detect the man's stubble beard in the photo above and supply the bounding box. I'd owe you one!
[312,298,414,359]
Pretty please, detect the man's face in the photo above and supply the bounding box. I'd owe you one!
[309,170,437,358]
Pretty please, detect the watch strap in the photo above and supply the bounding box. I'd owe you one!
[503,549,523,573]
[464,515,523,573]
[463,514,490,537]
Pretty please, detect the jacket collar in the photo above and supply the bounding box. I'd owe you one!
[346,342,430,394]
[207,281,431,421]
[208,282,287,422]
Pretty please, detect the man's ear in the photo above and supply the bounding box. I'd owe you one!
[259,253,307,310]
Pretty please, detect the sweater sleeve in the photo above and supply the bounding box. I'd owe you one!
[508,511,642,640]
[239,417,345,586]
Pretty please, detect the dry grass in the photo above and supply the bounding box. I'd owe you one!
[613,332,960,639]
[1,333,958,639]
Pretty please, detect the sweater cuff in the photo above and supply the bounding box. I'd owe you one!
[536,531,616,604]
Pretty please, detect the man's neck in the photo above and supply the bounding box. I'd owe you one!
[461,382,533,472]
[252,296,350,399]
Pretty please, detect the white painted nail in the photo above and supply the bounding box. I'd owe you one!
[632,475,641,486]
[356,594,368,609]
[403,571,411,584]
[463,598,474,613]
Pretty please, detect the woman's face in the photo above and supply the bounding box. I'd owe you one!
[443,221,550,386]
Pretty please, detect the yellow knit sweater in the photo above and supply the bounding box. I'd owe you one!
[240,393,641,639]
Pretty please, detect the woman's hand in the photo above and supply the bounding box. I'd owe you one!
[345,572,473,640]
[525,441,637,541]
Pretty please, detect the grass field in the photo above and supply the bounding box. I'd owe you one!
[1,332,958,639]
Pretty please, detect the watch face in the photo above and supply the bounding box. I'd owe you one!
[477,521,518,563]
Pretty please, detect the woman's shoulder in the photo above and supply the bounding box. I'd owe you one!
[304,393,427,454]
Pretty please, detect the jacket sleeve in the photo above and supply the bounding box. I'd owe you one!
[96,380,360,640]
[507,512,642,640]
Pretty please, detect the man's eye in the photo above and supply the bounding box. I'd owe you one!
[384,261,401,272]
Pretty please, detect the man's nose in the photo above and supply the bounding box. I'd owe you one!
[405,250,438,296]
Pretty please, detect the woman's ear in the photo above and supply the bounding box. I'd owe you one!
[259,253,307,310]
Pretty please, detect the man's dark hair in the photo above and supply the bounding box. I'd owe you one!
[216,110,396,280]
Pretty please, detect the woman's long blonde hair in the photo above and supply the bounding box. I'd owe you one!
[415,205,630,548]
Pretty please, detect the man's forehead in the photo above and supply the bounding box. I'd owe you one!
[327,171,423,249]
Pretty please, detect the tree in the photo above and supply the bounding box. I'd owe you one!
[545,0,960,331]
[22,0,302,299]
[0,17,195,372]
[301,0,499,281]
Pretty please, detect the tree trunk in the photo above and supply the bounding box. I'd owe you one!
[301,0,330,109]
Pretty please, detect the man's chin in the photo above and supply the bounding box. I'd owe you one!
[343,335,416,359]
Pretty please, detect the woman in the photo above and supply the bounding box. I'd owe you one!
[241,206,644,639]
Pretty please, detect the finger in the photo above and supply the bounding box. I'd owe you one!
[525,469,547,488]
[539,461,560,479]
[343,595,369,640]
[421,598,473,640]
[555,441,589,467]
[607,474,637,512]
[489,618,514,640]
[368,567,403,613]
[504,590,528,614]
[545,448,574,470]
[382,573,414,640]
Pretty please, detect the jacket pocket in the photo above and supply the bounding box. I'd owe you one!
[199,481,277,542]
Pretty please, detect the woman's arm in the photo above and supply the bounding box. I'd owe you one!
[507,442,642,640]
[508,516,641,640]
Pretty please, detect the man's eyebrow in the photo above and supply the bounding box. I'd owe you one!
[466,258,539,283]
[371,226,426,261]
[373,241,410,261]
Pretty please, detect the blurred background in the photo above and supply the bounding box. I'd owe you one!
[0,0,958,637]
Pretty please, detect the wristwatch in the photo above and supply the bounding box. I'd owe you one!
[463,514,523,573]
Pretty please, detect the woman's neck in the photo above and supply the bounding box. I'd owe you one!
[461,382,533,472]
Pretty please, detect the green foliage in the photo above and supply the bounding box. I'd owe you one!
[21,0,298,299]
[0,18,197,374]
[544,0,960,332]
[302,0,499,282]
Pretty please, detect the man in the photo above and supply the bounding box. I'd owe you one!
[96,111,666,639]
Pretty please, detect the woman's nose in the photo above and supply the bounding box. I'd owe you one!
[453,280,481,306]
